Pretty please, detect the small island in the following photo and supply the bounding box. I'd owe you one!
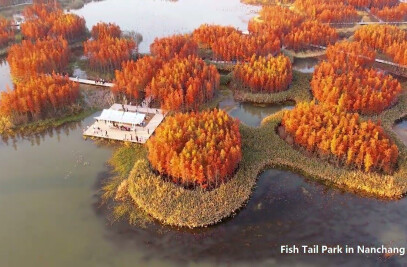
[1,0,407,230]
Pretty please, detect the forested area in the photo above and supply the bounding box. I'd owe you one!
[234,54,292,93]
[147,109,242,188]
[282,101,399,173]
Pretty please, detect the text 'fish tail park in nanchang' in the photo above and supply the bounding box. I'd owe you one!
[2,0,407,266]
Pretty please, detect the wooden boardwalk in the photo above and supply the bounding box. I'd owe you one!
[69,77,114,87]
[310,45,407,77]
[83,104,166,144]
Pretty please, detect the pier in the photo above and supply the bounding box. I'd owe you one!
[69,77,114,87]
[83,104,166,143]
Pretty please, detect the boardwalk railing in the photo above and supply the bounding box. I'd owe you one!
[69,77,114,87]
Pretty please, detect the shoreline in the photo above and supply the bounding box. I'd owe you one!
[101,81,407,228]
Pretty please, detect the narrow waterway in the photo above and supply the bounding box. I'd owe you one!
[1,0,407,265]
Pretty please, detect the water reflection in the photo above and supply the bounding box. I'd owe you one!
[99,169,407,266]
[1,120,84,150]
[0,59,13,91]
[293,58,318,74]
[72,0,260,53]
[393,120,407,146]
[219,94,293,127]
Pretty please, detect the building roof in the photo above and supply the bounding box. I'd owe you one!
[95,109,146,125]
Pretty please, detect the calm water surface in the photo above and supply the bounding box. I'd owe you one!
[1,108,407,266]
[0,60,12,91]
[2,0,407,266]
[72,0,259,53]
[293,58,318,73]
[219,93,293,127]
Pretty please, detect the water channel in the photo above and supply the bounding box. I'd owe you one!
[2,0,407,266]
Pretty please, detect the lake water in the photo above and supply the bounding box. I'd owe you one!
[2,0,407,266]
[72,0,259,53]
[0,60,12,91]
[2,116,407,266]
[218,93,293,127]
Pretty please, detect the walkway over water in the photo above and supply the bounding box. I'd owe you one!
[326,21,407,26]
[83,104,166,144]
[69,77,114,87]
[309,44,407,77]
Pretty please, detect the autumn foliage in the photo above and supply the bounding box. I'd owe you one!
[91,22,121,39]
[312,41,401,114]
[354,25,407,65]
[21,4,86,42]
[284,21,338,51]
[354,25,406,52]
[0,18,14,48]
[113,56,163,102]
[147,109,242,188]
[311,62,401,114]
[84,36,136,72]
[345,0,370,8]
[212,31,281,61]
[293,0,359,23]
[192,24,240,49]
[150,35,198,61]
[386,41,407,66]
[281,101,398,173]
[370,0,399,8]
[146,56,220,111]
[7,37,69,81]
[0,73,79,120]
[248,6,304,37]
[325,41,376,70]
[371,3,407,22]
[234,54,292,93]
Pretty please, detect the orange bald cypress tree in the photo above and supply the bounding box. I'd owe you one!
[147,109,242,188]
[282,101,398,173]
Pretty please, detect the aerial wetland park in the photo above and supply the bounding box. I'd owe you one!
[2,0,407,266]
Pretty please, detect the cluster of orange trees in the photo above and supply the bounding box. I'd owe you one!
[192,24,280,61]
[112,56,163,102]
[312,41,401,114]
[113,34,221,110]
[91,22,121,39]
[248,6,304,37]
[0,18,14,48]
[371,3,407,22]
[0,73,79,120]
[284,21,338,51]
[147,109,242,188]
[354,25,407,66]
[342,0,398,8]
[325,40,376,69]
[150,34,198,61]
[21,3,86,42]
[212,31,281,61]
[192,24,240,49]
[146,55,220,111]
[354,24,406,51]
[386,41,407,66]
[234,54,292,93]
[370,0,399,8]
[84,23,136,72]
[282,101,398,173]
[7,37,69,81]
[293,0,359,23]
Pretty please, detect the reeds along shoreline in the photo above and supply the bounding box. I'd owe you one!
[101,72,407,228]
[104,106,407,228]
